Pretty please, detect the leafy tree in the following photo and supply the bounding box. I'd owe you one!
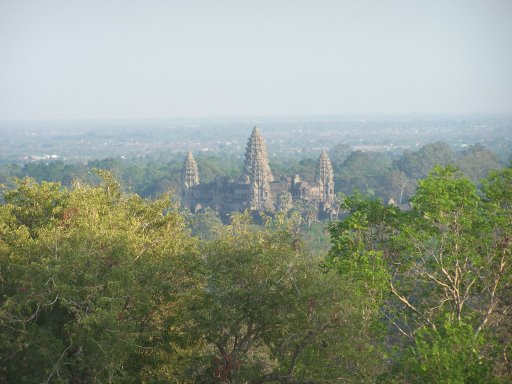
[328,143,352,171]
[276,191,293,213]
[384,170,416,204]
[188,212,383,383]
[301,221,331,257]
[0,175,202,383]
[189,207,223,240]
[456,143,501,183]
[195,155,242,183]
[336,150,393,199]
[395,142,455,180]
[328,166,512,383]
[288,200,318,228]
[326,193,395,335]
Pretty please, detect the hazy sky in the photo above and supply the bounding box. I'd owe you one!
[1,0,512,119]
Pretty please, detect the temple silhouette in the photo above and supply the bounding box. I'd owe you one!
[181,126,337,220]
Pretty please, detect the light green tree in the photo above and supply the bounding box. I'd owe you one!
[0,175,202,383]
[328,166,512,383]
[276,191,293,213]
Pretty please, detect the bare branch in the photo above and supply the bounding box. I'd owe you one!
[476,253,507,334]
[249,373,317,384]
[424,271,452,292]
[45,344,73,384]
[390,281,437,331]
[383,312,414,341]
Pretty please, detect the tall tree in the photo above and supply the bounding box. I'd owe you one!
[188,212,384,383]
[0,175,202,383]
[328,166,512,383]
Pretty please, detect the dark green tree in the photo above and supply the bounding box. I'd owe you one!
[336,150,393,199]
[327,166,512,383]
[395,142,455,180]
[456,143,501,183]
[188,212,383,383]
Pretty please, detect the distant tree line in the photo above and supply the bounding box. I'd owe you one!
[0,142,504,205]
[0,154,243,200]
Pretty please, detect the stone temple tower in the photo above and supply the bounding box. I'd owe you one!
[315,149,335,201]
[243,126,275,211]
[182,151,200,189]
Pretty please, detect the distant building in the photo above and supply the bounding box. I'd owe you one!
[181,126,337,220]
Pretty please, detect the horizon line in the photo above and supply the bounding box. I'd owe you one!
[1,112,512,123]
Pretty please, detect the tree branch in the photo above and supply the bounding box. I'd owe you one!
[390,280,437,331]
[476,253,507,334]
[249,373,317,384]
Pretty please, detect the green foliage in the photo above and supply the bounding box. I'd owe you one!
[327,194,395,326]
[396,142,455,180]
[327,166,512,383]
[1,162,509,383]
[188,207,223,240]
[401,322,494,384]
[456,144,500,184]
[329,143,352,170]
[411,165,479,227]
[300,221,331,256]
[336,150,393,199]
[481,165,512,212]
[3,177,70,234]
[0,175,386,383]
[276,191,293,213]
[194,154,242,183]
[0,175,202,383]
[187,212,384,383]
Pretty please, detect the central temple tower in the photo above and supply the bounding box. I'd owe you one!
[315,149,335,201]
[243,126,275,211]
[182,150,200,189]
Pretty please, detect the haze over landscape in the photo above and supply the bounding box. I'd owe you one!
[1,2,512,384]
[1,0,512,119]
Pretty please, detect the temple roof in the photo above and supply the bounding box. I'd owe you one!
[243,126,274,184]
[182,150,200,188]
[315,149,334,185]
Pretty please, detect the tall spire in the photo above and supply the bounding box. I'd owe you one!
[182,151,200,189]
[315,149,334,201]
[243,126,274,211]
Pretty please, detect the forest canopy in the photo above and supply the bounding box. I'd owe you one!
[0,165,510,383]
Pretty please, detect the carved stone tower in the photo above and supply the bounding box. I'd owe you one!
[182,151,200,189]
[315,149,334,201]
[243,126,275,211]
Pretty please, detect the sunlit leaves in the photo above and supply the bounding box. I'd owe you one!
[0,175,201,383]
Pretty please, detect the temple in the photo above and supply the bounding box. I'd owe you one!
[181,126,337,220]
